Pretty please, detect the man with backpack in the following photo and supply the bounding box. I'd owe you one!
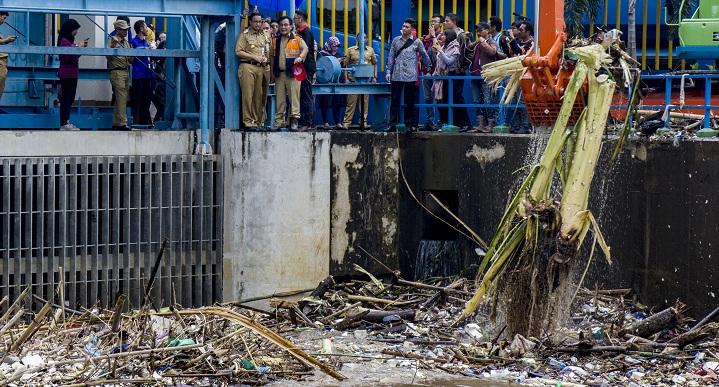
[386,18,431,132]
[442,13,470,130]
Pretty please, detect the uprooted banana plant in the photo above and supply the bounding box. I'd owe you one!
[455,44,624,336]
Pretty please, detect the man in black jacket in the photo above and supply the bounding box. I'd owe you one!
[293,10,316,130]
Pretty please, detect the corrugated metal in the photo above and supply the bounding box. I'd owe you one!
[0,155,222,311]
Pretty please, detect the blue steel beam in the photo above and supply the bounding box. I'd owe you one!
[0,46,199,58]
[0,0,241,16]
[8,67,110,80]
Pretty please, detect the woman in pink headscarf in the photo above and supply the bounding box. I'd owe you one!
[317,36,345,129]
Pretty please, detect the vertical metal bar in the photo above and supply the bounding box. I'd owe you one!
[93,158,100,305]
[48,159,56,302]
[102,158,110,305]
[359,0,366,62]
[81,158,90,306]
[668,40,673,70]
[664,78,671,107]
[58,158,67,308]
[463,0,468,31]
[37,160,45,304]
[68,158,77,309]
[474,0,478,27]
[188,157,196,306]
[452,0,457,14]
[198,158,206,305]
[499,0,504,26]
[180,157,188,305]
[3,159,9,303]
[356,0,360,38]
[487,0,491,23]
[418,0,423,38]
[705,77,711,129]
[641,0,647,70]
[344,0,349,52]
[380,0,385,68]
[224,17,240,130]
[603,0,608,26]
[307,0,313,24]
[332,0,336,36]
[14,160,22,304]
[320,0,325,46]
[511,0,516,23]
[615,0,621,30]
[103,15,109,48]
[174,58,182,128]
[440,0,445,17]
[113,156,121,304]
[123,157,132,306]
[448,77,454,125]
[654,0,660,70]
[24,160,32,299]
[199,17,211,149]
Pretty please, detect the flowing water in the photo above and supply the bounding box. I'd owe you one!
[414,240,462,280]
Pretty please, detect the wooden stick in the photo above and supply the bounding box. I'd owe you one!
[381,348,450,363]
[618,305,680,338]
[397,279,472,296]
[60,379,156,387]
[0,287,30,324]
[300,276,335,314]
[9,300,53,352]
[0,309,24,337]
[322,302,361,322]
[346,294,420,306]
[224,288,316,305]
[333,309,370,330]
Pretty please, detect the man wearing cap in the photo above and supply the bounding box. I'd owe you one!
[108,19,132,130]
[235,12,271,130]
[272,16,308,131]
[0,12,17,102]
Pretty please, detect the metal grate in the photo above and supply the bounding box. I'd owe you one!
[0,155,223,311]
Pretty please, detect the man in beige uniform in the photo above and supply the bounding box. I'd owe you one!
[0,12,18,101]
[272,16,308,130]
[235,12,270,130]
[108,19,132,130]
[342,42,376,129]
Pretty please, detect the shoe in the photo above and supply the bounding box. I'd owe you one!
[323,123,331,129]
[290,119,299,131]
[408,126,418,133]
[384,126,396,133]
[422,123,434,131]
[112,125,131,130]
[59,123,79,131]
[336,123,347,130]
[459,126,470,132]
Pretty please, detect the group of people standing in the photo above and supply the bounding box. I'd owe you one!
[0,12,166,130]
[390,14,534,132]
[236,11,315,131]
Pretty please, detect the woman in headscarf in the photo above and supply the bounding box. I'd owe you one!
[57,18,88,130]
[317,36,345,129]
[431,30,460,128]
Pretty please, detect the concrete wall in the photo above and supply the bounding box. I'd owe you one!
[0,130,198,156]
[220,131,331,301]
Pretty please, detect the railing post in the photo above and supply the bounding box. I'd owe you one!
[197,15,213,154]
[447,76,454,127]
[224,16,240,129]
[493,82,510,133]
[696,75,717,137]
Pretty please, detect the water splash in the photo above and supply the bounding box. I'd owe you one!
[414,240,461,280]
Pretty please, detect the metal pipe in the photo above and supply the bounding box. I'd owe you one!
[290,0,296,20]
[359,0,366,65]
[199,16,211,148]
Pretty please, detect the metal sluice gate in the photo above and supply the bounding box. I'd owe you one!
[0,155,223,311]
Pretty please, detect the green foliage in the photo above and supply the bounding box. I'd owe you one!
[564,0,602,38]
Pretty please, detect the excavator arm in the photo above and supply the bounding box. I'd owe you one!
[519,0,586,126]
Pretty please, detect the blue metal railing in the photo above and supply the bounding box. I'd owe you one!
[638,73,719,129]
[416,74,525,129]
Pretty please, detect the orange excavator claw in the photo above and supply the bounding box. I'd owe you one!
[520,33,586,127]
[519,0,586,127]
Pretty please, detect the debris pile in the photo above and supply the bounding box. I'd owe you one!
[2,274,718,386]
[0,288,344,386]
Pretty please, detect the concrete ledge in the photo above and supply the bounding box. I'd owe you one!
[0,130,197,156]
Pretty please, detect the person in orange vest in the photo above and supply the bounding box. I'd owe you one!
[272,16,309,131]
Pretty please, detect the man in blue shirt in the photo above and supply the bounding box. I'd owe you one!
[130,20,153,127]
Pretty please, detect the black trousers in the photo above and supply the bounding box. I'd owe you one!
[131,78,152,126]
[299,77,314,127]
[389,81,419,128]
[439,77,470,127]
[59,78,78,127]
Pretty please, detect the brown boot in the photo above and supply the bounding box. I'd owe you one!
[473,116,485,133]
[486,119,495,132]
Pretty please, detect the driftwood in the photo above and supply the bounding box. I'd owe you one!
[618,303,683,338]
[674,322,719,347]
[363,308,415,322]
[300,276,335,314]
